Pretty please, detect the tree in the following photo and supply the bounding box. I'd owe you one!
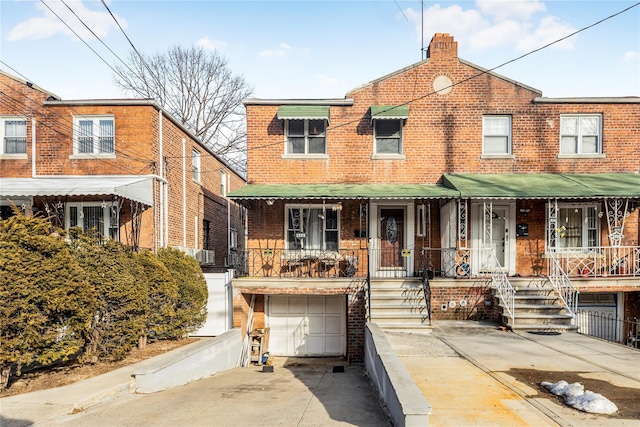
[157,248,208,338]
[113,45,253,175]
[0,213,95,390]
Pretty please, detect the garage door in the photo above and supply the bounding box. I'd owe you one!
[267,295,345,356]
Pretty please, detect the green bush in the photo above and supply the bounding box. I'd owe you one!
[157,248,208,338]
[134,250,178,342]
[71,231,147,361]
[0,213,95,390]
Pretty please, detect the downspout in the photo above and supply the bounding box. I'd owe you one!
[227,173,231,265]
[31,118,36,177]
[182,138,187,248]
[158,110,163,249]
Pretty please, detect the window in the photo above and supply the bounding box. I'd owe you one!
[203,220,211,250]
[230,228,238,249]
[552,204,599,250]
[285,119,326,154]
[560,115,601,154]
[192,149,201,182]
[286,205,339,251]
[73,116,115,155]
[483,116,511,155]
[1,118,27,155]
[66,202,119,240]
[374,120,402,154]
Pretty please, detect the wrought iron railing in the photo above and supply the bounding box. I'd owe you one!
[483,249,515,326]
[419,249,432,326]
[237,248,366,278]
[550,246,640,278]
[547,254,579,319]
[576,310,639,349]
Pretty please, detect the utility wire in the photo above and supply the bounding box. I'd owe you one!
[222,0,640,156]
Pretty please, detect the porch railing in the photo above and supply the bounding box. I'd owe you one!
[485,249,515,326]
[547,254,579,319]
[238,248,367,278]
[550,246,640,278]
[576,310,639,349]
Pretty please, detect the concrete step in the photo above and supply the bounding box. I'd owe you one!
[510,313,574,325]
[376,323,433,332]
[507,323,578,332]
[369,313,430,323]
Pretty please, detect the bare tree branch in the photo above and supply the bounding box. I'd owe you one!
[113,46,253,176]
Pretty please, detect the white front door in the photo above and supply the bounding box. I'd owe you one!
[267,296,345,356]
[492,208,507,267]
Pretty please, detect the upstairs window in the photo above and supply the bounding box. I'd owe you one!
[371,105,408,157]
[286,205,339,251]
[374,120,402,154]
[192,149,201,182]
[483,115,511,155]
[73,116,115,155]
[1,117,27,155]
[286,119,326,154]
[560,115,601,155]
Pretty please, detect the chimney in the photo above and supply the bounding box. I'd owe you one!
[426,33,458,60]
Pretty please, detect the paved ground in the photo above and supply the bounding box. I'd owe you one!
[386,320,640,427]
[3,321,639,427]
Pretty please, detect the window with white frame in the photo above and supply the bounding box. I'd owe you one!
[374,119,403,154]
[73,116,115,155]
[286,205,339,251]
[285,119,326,154]
[230,227,238,249]
[483,115,511,154]
[66,202,119,240]
[1,117,27,155]
[560,114,601,154]
[551,204,599,250]
[192,149,201,182]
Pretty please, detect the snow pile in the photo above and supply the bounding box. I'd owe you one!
[541,380,618,415]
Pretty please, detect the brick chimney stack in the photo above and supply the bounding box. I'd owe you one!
[426,33,458,61]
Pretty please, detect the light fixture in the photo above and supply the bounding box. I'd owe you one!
[332,202,343,212]
[519,208,531,217]
[266,199,274,206]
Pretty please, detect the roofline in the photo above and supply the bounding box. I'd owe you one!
[43,99,246,182]
[534,97,640,104]
[459,59,542,95]
[346,59,429,95]
[0,69,61,100]
[243,98,354,106]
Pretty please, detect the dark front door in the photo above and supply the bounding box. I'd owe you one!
[379,208,404,268]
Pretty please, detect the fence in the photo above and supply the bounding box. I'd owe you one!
[576,309,639,348]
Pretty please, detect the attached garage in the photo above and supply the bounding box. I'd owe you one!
[267,295,346,356]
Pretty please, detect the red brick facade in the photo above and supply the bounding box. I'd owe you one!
[0,70,245,265]
[234,33,640,358]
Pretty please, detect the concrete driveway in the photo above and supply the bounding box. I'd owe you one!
[38,357,391,427]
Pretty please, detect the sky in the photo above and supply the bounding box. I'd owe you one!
[1,0,639,101]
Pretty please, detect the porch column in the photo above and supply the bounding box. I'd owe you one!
[548,198,558,250]
[482,201,492,249]
[457,198,468,249]
[604,198,629,247]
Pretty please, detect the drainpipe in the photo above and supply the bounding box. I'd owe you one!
[31,118,36,177]
[182,138,187,248]
[158,110,163,249]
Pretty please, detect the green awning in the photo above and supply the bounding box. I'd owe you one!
[371,105,409,121]
[442,173,640,199]
[277,105,330,123]
[228,183,459,200]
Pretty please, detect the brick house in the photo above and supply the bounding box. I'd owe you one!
[0,70,246,267]
[230,33,640,362]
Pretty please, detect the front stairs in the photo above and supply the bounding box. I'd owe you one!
[494,278,577,332]
[368,279,432,332]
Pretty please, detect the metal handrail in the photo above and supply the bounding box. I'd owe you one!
[548,254,579,319]
[420,249,432,326]
[487,250,515,326]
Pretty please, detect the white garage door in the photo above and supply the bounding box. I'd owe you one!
[267,295,345,356]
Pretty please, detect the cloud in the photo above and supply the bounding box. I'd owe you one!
[8,0,124,42]
[406,1,576,52]
[259,42,294,58]
[198,36,227,51]
[477,0,546,21]
[316,74,339,86]
[623,51,639,62]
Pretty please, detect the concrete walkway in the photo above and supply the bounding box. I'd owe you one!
[386,320,640,427]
